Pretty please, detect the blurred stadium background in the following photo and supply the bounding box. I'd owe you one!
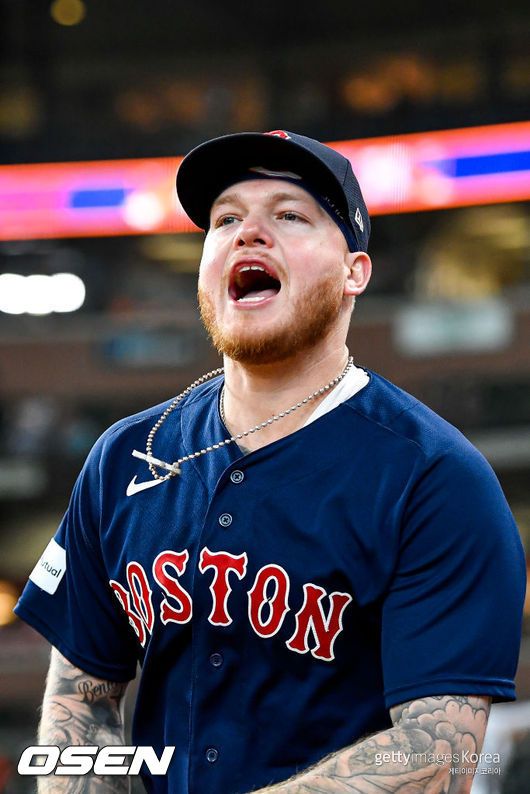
[0,1,528,791]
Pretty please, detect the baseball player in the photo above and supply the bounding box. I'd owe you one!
[15,131,525,794]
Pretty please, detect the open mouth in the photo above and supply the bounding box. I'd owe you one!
[229,264,281,303]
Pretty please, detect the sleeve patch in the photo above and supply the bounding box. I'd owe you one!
[29,538,66,594]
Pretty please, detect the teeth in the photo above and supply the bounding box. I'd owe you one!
[238,295,267,303]
[239,265,266,273]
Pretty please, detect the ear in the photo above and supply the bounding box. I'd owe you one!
[343,252,372,296]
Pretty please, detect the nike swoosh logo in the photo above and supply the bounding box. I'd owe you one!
[126,476,167,497]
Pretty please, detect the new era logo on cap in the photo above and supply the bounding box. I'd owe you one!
[355,208,364,232]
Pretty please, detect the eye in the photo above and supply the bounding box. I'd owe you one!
[214,214,239,228]
[279,211,307,223]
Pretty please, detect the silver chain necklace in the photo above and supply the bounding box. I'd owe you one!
[132,356,354,481]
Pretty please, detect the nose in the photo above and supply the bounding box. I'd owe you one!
[235,214,273,248]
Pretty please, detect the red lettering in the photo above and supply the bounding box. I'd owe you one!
[248,565,290,638]
[199,548,247,626]
[286,584,352,661]
[109,579,147,647]
[109,547,353,665]
[153,550,192,625]
[126,562,154,635]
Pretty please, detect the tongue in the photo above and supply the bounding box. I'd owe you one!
[238,288,278,302]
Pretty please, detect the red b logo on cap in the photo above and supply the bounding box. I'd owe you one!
[265,130,290,139]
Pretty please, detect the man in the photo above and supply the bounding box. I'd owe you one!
[15,131,525,794]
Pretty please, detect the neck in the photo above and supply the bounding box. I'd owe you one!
[222,340,350,451]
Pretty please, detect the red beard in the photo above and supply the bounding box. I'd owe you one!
[198,272,346,365]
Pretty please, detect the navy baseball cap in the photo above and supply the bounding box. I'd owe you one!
[176,130,370,252]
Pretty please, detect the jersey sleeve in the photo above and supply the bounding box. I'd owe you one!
[14,431,138,682]
[381,441,526,708]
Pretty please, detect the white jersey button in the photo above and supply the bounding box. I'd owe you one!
[230,470,245,484]
[206,747,219,764]
[218,513,233,527]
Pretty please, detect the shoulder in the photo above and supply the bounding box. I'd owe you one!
[86,374,224,465]
[348,372,522,555]
[345,369,486,467]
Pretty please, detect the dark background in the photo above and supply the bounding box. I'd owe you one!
[0,2,528,792]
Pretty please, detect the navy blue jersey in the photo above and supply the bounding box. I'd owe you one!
[15,371,526,794]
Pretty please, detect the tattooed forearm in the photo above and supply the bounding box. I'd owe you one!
[253,695,491,794]
[37,648,130,793]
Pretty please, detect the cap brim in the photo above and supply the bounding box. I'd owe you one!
[176,132,349,230]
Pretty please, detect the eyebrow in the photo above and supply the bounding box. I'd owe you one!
[211,190,316,211]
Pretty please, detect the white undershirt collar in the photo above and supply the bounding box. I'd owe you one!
[303,363,369,427]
